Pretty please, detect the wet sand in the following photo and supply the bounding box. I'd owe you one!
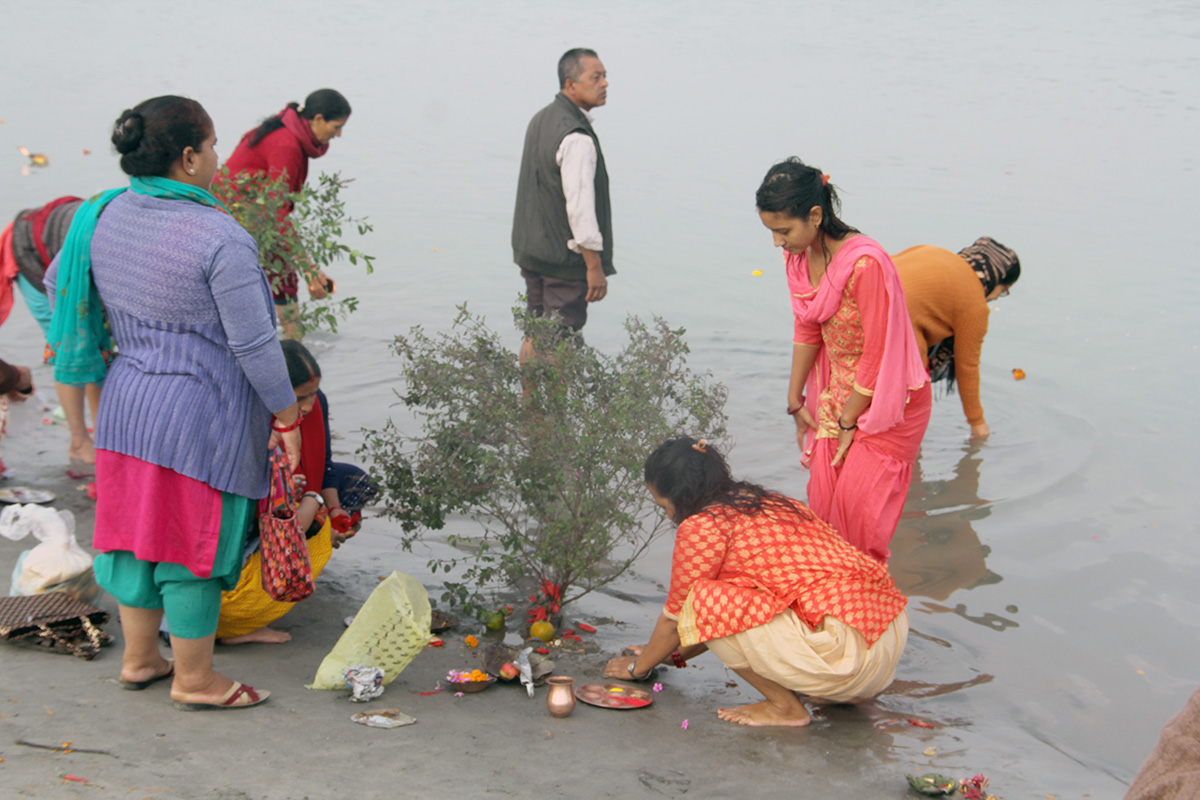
[0,384,1132,799]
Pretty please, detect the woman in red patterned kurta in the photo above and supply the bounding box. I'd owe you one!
[757,158,931,563]
[604,437,909,727]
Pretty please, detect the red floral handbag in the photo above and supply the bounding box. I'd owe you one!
[259,448,314,602]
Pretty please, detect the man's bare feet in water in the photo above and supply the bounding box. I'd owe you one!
[717,699,812,727]
[218,627,292,645]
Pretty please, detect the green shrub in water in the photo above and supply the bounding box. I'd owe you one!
[362,304,728,614]
[213,169,374,336]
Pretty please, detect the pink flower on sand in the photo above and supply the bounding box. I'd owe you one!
[681,719,689,730]
[652,683,663,693]
[454,692,464,698]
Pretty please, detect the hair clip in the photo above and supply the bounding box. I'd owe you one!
[692,439,708,453]
[820,174,830,187]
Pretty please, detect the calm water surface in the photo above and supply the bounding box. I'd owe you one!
[3,1,1198,793]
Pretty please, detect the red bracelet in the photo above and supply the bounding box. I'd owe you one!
[787,398,805,415]
[670,649,687,669]
[271,416,302,433]
[329,505,345,514]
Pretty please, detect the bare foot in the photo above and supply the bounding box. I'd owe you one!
[120,658,174,686]
[218,627,292,645]
[68,437,96,464]
[717,700,812,727]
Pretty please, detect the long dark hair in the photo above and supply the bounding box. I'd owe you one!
[248,88,352,148]
[756,158,860,258]
[111,96,212,177]
[644,437,807,525]
[281,339,321,388]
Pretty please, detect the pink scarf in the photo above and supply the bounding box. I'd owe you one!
[280,106,329,159]
[786,235,927,436]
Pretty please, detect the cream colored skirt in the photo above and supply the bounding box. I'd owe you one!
[704,609,908,703]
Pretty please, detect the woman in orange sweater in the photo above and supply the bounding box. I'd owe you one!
[892,237,1020,438]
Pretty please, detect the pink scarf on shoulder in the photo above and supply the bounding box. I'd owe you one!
[280,106,329,159]
[786,235,927,436]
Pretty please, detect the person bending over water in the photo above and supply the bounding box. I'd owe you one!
[604,437,909,727]
[214,89,351,339]
[3,196,101,464]
[893,237,1021,438]
[757,158,930,563]
[216,339,378,645]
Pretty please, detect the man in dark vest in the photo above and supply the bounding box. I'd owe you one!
[512,48,613,350]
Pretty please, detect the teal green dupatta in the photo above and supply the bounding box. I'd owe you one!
[46,176,229,385]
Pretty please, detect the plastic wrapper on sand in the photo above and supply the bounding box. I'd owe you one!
[308,572,431,690]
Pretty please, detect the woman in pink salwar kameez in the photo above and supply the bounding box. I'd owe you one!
[757,158,930,563]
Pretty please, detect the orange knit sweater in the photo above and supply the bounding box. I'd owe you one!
[893,245,990,427]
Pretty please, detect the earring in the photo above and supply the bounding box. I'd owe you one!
[187,169,195,175]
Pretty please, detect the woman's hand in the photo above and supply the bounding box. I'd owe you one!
[5,366,33,401]
[604,655,640,680]
[831,425,855,467]
[308,270,335,299]
[329,507,353,549]
[794,407,817,458]
[279,427,302,472]
[970,421,990,439]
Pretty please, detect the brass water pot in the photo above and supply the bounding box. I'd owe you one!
[545,676,576,718]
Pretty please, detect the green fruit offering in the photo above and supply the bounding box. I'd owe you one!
[484,610,507,631]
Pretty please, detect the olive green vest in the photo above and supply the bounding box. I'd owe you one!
[512,93,614,281]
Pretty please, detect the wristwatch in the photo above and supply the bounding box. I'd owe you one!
[302,491,325,507]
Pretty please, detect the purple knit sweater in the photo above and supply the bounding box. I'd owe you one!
[46,192,294,499]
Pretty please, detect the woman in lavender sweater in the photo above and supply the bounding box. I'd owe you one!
[46,96,300,710]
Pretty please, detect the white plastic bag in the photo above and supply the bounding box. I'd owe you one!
[0,503,93,596]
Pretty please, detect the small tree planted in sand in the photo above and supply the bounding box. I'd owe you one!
[363,305,728,615]
[213,169,374,336]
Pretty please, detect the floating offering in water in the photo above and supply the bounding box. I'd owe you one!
[751,270,763,276]
[1012,368,1026,380]
[17,146,48,167]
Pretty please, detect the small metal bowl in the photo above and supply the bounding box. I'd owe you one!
[448,677,496,694]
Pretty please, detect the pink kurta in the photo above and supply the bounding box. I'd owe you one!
[93,449,225,577]
[788,238,930,562]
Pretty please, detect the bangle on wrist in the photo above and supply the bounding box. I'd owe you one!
[328,505,344,514]
[837,418,858,431]
[787,401,804,416]
[271,416,302,433]
[626,661,657,682]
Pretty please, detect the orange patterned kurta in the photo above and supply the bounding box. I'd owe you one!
[665,500,906,647]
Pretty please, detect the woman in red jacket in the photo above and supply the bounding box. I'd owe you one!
[216,89,351,338]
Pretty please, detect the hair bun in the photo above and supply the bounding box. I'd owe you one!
[111,111,145,154]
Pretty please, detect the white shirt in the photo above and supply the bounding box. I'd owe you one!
[554,111,603,254]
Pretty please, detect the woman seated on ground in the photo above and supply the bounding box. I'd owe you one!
[216,340,377,645]
[893,237,1021,438]
[603,437,909,727]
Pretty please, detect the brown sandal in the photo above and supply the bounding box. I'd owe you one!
[173,681,270,711]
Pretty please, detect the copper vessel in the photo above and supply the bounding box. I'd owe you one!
[545,676,576,718]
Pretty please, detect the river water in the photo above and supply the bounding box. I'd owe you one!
[2,1,1198,794]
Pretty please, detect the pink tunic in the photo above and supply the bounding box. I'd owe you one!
[93,449,225,577]
[789,241,931,563]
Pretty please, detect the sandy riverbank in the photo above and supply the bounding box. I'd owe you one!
[0,381,1126,800]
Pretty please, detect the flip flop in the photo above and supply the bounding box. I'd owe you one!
[173,681,270,711]
[119,663,174,691]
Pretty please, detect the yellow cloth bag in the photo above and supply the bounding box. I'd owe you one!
[308,570,430,690]
[216,520,334,640]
